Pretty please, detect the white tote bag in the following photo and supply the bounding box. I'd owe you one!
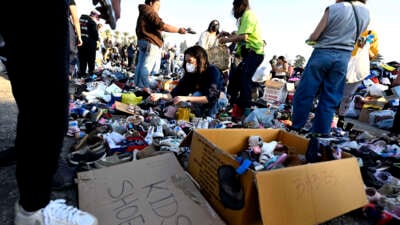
[346,42,370,83]
[252,55,272,83]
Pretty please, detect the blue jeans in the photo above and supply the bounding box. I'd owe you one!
[292,48,352,135]
[191,91,227,118]
[135,39,162,88]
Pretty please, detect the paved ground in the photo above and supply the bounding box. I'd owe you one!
[0,72,380,225]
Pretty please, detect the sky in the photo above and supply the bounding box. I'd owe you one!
[76,0,399,63]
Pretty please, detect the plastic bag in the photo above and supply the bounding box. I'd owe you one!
[252,56,272,83]
[346,42,370,83]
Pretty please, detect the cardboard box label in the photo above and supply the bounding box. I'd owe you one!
[77,153,225,225]
[263,80,287,103]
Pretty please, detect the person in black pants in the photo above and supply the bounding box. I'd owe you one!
[0,1,120,224]
[78,9,100,78]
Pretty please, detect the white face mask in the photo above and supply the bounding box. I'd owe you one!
[185,63,196,73]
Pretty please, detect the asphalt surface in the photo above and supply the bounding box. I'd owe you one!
[0,72,378,225]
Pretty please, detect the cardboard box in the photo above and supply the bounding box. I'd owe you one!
[263,79,287,103]
[77,153,225,225]
[187,129,367,225]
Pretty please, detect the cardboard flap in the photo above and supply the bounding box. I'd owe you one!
[265,80,285,89]
[77,153,224,225]
[255,158,368,225]
[115,101,136,115]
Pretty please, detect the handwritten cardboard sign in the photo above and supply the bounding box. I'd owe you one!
[77,153,225,225]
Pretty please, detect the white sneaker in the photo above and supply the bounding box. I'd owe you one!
[15,199,98,225]
[152,125,164,138]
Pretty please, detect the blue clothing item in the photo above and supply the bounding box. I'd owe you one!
[291,48,352,135]
[171,64,224,104]
[134,39,162,88]
[172,64,225,118]
[191,91,228,118]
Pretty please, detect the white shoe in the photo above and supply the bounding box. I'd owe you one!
[144,126,154,145]
[15,199,98,225]
[152,125,164,138]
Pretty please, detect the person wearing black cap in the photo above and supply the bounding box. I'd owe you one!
[77,9,101,78]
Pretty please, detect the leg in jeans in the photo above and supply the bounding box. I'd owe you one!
[135,40,161,89]
[0,1,69,211]
[312,50,350,135]
[291,49,325,130]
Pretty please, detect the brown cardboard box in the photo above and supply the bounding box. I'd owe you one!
[77,153,225,225]
[187,129,367,225]
[263,79,287,103]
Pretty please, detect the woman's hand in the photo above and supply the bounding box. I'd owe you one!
[173,96,188,105]
[150,93,163,102]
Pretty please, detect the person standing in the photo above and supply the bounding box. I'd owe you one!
[135,0,187,93]
[0,0,121,224]
[290,0,370,162]
[219,0,264,120]
[272,55,289,80]
[127,42,137,71]
[78,9,101,78]
[198,19,221,50]
[337,29,378,127]
[69,0,83,78]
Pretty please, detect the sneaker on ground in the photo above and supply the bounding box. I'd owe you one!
[15,199,98,225]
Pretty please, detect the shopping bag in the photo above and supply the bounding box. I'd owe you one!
[346,42,370,83]
[207,44,231,71]
[252,56,272,83]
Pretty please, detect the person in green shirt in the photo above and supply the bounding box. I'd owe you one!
[219,0,264,120]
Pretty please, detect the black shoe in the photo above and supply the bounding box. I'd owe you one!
[305,137,322,163]
[0,146,16,167]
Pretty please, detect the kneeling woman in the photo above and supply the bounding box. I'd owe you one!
[150,45,226,118]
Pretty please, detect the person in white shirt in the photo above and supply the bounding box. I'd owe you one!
[198,19,220,50]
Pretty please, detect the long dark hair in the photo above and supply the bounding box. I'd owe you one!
[207,20,220,35]
[183,46,209,74]
[232,0,249,19]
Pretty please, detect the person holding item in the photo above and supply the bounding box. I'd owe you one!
[290,0,370,163]
[198,19,221,50]
[150,45,225,118]
[337,29,378,128]
[135,0,187,93]
[219,0,264,120]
